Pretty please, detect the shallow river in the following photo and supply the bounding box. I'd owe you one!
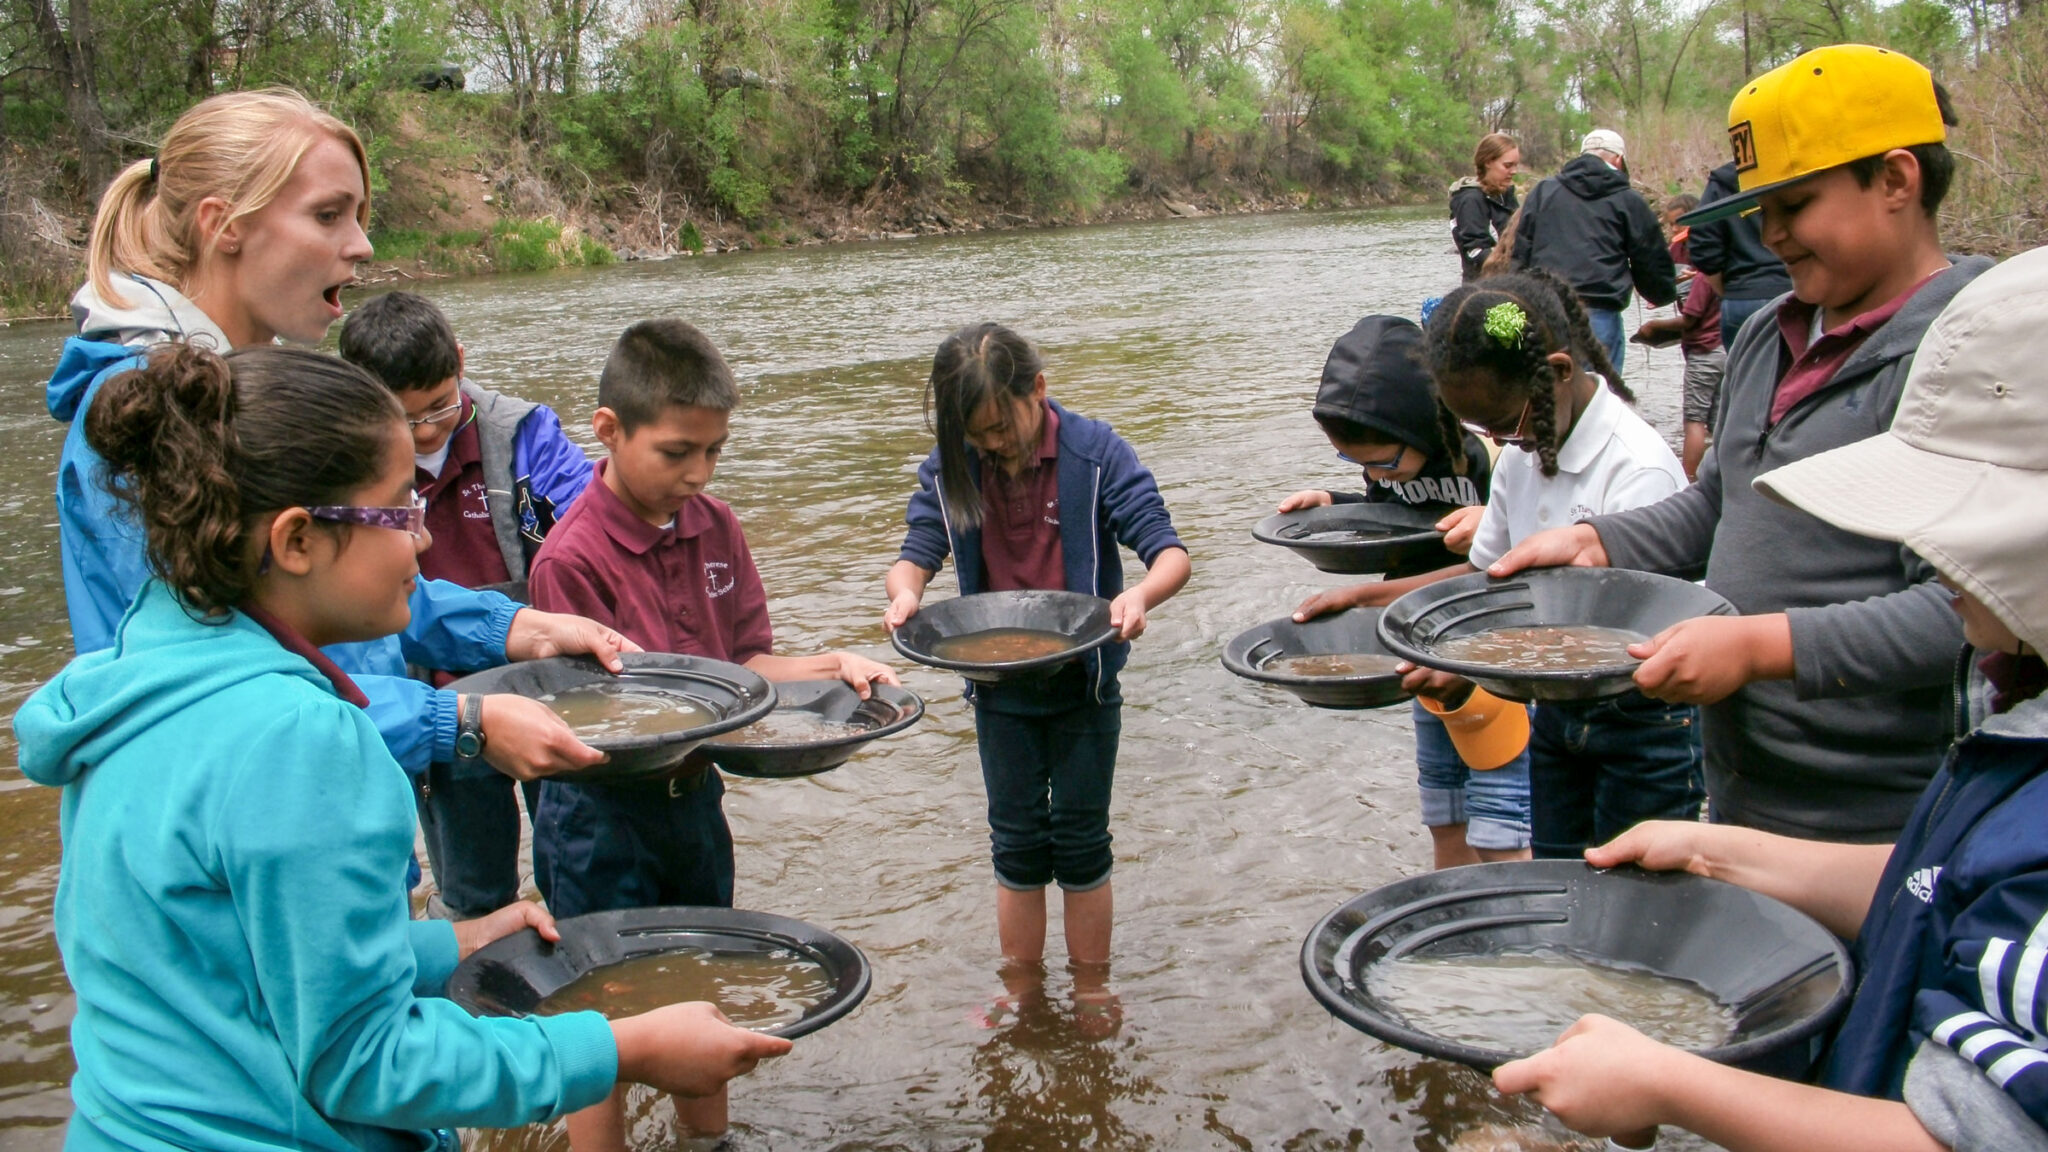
[0,208,1705,1150]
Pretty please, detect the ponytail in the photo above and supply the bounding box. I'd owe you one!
[86,88,369,309]
[1424,269,1634,478]
[85,345,403,617]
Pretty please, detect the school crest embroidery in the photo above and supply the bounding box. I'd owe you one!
[705,560,734,598]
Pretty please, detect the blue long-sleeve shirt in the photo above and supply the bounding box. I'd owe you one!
[48,335,518,772]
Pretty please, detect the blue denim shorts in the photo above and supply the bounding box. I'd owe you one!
[1412,700,1533,851]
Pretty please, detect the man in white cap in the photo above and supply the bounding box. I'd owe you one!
[1494,245,2048,1152]
[1510,127,1677,372]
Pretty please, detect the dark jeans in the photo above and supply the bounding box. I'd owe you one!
[1721,295,1772,352]
[531,763,734,919]
[415,758,540,919]
[1587,307,1626,375]
[1529,691,1704,860]
[972,668,1121,891]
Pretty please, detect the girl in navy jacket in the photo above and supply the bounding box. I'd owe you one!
[884,323,1189,1011]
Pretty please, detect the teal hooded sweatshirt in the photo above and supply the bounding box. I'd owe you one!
[15,582,617,1150]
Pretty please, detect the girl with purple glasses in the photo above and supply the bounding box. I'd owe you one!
[13,344,790,1151]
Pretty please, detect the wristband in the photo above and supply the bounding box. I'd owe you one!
[455,694,487,761]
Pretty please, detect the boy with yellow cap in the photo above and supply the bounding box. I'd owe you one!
[1491,45,1994,844]
[1492,243,2048,1152]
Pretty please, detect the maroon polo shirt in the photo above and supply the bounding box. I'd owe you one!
[527,458,773,662]
[1770,270,1942,426]
[980,402,1063,592]
[417,398,512,589]
[241,604,371,708]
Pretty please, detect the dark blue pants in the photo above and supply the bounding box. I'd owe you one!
[415,759,539,918]
[971,668,1121,891]
[1721,295,1772,352]
[1529,691,1703,860]
[531,762,734,918]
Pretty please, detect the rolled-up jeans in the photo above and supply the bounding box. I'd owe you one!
[971,667,1121,892]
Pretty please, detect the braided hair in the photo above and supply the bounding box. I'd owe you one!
[1422,267,1633,477]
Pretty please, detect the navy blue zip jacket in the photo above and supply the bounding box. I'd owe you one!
[896,399,1185,702]
[1822,671,2048,1129]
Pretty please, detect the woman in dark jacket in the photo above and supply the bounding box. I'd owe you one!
[1450,132,1520,281]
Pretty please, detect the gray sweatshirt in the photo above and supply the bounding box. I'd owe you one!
[1584,257,1994,841]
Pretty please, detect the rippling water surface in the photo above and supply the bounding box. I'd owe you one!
[0,208,1705,1150]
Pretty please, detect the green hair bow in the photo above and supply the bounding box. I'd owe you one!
[1483,301,1528,348]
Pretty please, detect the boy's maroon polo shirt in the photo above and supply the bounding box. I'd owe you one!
[527,458,773,663]
[417,399,512,589]
[1770,269,1942,426]
[979,402,1064,592]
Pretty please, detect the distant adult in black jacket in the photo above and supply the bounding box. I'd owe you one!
[1511,129,1677,372]
[1688,161,1793,349]
[1449,132,1521,282]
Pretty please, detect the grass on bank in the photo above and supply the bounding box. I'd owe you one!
[368,219,614,275]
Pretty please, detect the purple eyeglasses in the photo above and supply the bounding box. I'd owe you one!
[306,492,428,538]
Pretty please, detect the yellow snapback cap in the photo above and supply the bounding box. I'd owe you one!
[1680,44,1945,225]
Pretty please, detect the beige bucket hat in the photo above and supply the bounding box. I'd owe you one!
[1754,246,2048,654]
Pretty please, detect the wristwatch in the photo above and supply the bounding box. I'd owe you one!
[455,694,487,760]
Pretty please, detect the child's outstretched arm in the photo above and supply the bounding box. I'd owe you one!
[1293,561,1478,623]
[883,560,933,631]
[612,1002,793,1098]
[745,651,900,699]
[1110,546,1189,640]
[1494,1014,1944,1152]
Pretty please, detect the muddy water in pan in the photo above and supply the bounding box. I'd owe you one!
[719,711,866,746]
[1266,653,1407,678]
[929,627,1077,665]
[0,207,1706,1150]
[1432,625,1648,672]
[1367,949,1736,1057]
[538,684,718,740]
[538,949,836,1032]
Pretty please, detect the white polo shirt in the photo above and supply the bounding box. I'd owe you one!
[1467,382,1686,570]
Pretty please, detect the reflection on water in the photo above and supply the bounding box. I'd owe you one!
[0,208,1701,1149]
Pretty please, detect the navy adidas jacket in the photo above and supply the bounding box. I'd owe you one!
[896,399,1184,703]
[1822,670,2048,1132]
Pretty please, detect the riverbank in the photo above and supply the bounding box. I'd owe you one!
[0,88,1414,322]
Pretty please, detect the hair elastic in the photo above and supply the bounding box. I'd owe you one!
[147,156,160,184]
[1482,301,1528,348]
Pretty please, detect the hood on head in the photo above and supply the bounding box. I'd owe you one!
[1555,152,1631,201]
[14,583,323,787]
[1314,316,1440,451]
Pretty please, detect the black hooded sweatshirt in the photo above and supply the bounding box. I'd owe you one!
[1315,316,1492,515]
[1449,177,1518,282]
[1511,153,1677,312]
[1687,162,1793,302]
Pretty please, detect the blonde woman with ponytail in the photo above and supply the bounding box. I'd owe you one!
[49,88,634,820]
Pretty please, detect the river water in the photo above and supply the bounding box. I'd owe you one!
[0,208,1705,1150]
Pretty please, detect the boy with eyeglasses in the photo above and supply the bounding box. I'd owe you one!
[341,291,593,591]
[340,291,595,919]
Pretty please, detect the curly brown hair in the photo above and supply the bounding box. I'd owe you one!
[84,344,405,619]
